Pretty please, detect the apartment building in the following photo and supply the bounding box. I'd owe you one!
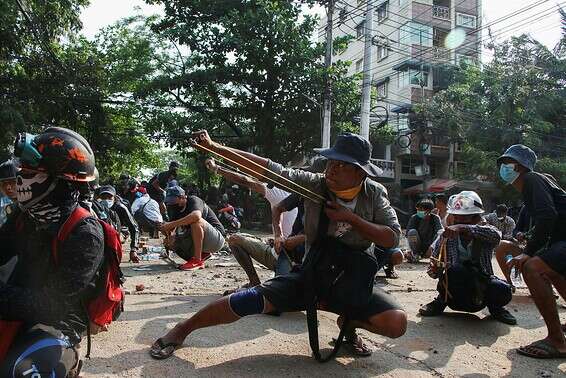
[320,0,482,196]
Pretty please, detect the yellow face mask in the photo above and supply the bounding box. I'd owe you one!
[330,182,363,201]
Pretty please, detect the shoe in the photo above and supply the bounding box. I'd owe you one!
[419,298,446,316]
[384,265,399,279]
[178,258,205,271]
[490,307,517,325]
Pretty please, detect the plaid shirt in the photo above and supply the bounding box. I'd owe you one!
[485,213,516,240]
[431,224,501,276]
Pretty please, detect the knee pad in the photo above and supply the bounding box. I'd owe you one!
[229,287,265,317]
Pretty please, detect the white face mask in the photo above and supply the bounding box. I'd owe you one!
[98,198,115,209]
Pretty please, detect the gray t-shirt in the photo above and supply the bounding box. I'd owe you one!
[267,161,401,257]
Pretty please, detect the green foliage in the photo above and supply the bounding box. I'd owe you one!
[418,35,566,187]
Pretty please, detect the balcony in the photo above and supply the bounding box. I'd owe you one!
[433,5,450,20]
[371,158,395,179]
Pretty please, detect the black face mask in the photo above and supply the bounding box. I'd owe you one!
[16,171,57,209]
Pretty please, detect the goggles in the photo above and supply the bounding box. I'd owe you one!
[14,133,42,168]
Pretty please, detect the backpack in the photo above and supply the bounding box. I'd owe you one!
[53,206,125,358]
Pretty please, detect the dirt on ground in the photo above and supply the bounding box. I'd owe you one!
[81,232,566,378]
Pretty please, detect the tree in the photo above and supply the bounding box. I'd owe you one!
[417,35,566,187]
[141,0,360,164]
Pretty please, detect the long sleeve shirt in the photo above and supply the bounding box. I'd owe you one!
[0,205,104,344]
[521,172,566,256]
[267,161,401,257]
[431,224,501,276]
[484,213,516,240]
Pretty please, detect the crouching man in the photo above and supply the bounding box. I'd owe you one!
[160,185,226,271]
[419,191,516,325]
[150,131,406,360]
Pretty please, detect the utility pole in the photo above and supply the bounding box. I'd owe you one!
[321,0,334,148]
[359,0,374,141]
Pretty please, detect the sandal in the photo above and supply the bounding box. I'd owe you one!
[332,331,372,357]
[384,266,399,279]
[149,338,181,360]
[517,339,566,359]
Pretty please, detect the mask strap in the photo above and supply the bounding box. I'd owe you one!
[19,178,59,211]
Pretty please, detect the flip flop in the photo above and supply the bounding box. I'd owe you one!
[517,340,566,359]
[149,338,181,360]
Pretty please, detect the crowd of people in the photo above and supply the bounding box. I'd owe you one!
[0,127,565,376]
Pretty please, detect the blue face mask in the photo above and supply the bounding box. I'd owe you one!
[416,210,427,218]
[499,163,519,184]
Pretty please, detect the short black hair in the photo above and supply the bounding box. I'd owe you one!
[496,204,508,214]
[416,198,434,211]
[434,193,447,204]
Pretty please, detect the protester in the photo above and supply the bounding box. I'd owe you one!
[0,159,18,284]
[225,193,306,295]
[160,185,226,271]
[0,160,17,227]
[131,187,163,237]
[419,191,516,325]
[150,131,406,360]
[0,127,104,377]
[147,161,180,221]
[205,157,298,237]
[375,247,404,279]
[485,204,516,240]
[432,193,452,227]
[498,145,566,358]
[406,198,443,262]
[96,184,141,263]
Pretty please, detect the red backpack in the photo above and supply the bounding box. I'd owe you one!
[0,206,125,362]
[53,206,125,357]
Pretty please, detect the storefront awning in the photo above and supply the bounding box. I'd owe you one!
[402,179,459,196]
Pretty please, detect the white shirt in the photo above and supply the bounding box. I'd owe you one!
[131,194,163,223]
[334,197,358,237]
[264,185,298,238]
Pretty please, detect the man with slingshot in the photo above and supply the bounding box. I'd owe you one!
[420,191,516,325]
[150,131,407,360]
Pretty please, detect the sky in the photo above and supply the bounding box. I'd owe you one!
[80,0,564,56]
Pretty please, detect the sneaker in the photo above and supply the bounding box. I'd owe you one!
[490,307,517,325]
[384,265,399,279]
[419,298,446,316]
[178,258,205,271]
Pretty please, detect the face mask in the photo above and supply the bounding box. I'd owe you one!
[416,210,427,219]
[16,171,57,209]
[499,163,519,184]
[98,199,114,209]
[498,216,505,221]
[330,182,363,201]
[135,191,143,198]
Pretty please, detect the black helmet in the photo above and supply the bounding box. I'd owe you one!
[169,161,180,170]
[0,160,17,182]
[14,127,96,182]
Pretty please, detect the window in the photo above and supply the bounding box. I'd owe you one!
[456,13,477,29]
[397,116,409,131]
[377,1,389,23]
[398,69,429,87]
[456,54,477,66]
[377,43,388,60]
[376,81,388,98]
[355,58,364,72]
[399,22,432,47]
[356,21,365,39]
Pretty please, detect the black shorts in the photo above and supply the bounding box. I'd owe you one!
[256,271,402,321]
[538,240,566,276]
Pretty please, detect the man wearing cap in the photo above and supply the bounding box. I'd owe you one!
[148,161,180,221]
[420,191,516,325]
[497,145,566,358]
[0,159,18,283]
[95,185,141,263]
[159,186,226,271]
[150,131,405,360]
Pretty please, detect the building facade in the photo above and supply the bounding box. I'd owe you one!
[320,0,482,199]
